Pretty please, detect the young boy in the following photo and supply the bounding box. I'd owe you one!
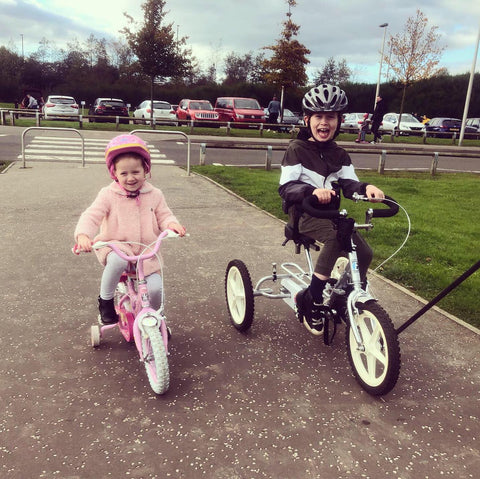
[279,84,385,335]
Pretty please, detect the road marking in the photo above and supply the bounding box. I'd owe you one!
[19,136,173,164]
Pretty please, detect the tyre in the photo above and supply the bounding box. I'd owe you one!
[346,301,400,396]
[225,259,254,331]
[91,325,101,347]
[141,320,170,394]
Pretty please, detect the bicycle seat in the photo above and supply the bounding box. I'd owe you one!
[283,224,320,254]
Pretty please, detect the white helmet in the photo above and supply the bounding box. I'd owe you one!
[302,84,348,114]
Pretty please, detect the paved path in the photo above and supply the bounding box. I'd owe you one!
[1,161,479,478]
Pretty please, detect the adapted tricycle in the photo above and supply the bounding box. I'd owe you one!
[225,193,402,396]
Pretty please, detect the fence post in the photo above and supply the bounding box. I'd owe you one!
[199,143,206,166]
[378,149,387,174]
[265,145,272,171]
[430,152,439,176]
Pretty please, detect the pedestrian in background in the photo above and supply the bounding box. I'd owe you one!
[370,95,387,144]
[267,95,281,125]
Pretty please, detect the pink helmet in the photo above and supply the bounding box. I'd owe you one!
[105,134,151,179]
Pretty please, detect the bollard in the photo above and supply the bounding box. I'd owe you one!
[199,143,206,165]
[190,120,195,134]
[378,149,387,174]
[226,122,231,135]
[0,110,5,125]
[430,152,439,176]
[423,131,427,144]
[78,115,83,129]
[36,111,40,127]
[259,123,263,137]
[265,145,272,170]
[452,132,457,145]
[115,116,120,130]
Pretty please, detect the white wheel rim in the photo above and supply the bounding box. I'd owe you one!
[349,310,389,387]
[226,267,246,325]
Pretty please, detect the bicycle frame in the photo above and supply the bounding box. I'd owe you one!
[94,229,177,355]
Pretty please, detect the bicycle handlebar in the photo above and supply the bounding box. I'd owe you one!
[72,229,182,257]
[301,194,399,219]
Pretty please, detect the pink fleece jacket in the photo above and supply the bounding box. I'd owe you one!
[74,181,179,276]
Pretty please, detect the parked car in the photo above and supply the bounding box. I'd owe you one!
[176,99,219,126]
[380,113,425,135]
[133,100,177,125]
[214,97,265,127]
[42,95,79,120]
[263,108,304,130]
[466,118,480,133]
[341,112,371,133]
[425,117,477,138]
[88,98,129,123]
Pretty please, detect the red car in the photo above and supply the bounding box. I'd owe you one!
[176,99,219,127]
[214,97,266,128]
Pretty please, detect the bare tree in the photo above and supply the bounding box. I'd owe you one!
[385,9,445,130]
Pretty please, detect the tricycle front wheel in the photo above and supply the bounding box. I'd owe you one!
[225,259,255,331]
[346,301,401,396]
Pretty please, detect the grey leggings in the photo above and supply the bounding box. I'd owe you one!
[299,214,373,280]
[100,253,163,310]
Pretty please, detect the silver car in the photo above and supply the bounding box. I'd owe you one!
[341,112,370,133]
[133,100,177,125]
[43,95,79,120]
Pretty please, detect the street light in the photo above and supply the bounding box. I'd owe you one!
[459,23,480,146]
[374,23,388,110]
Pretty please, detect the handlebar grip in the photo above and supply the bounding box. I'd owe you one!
[301,195,341,219]
[371,195,399,218]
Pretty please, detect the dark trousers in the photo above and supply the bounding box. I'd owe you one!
[298,214,373,281]
[372,121,382,141]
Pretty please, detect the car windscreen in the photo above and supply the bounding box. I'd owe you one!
[444,119,461,128]
[400,114,418,122]
[191,102,212,110]
[101,100,125,107]
[50,97,75,105]
[153,102,171,110]
[234,99,261,110]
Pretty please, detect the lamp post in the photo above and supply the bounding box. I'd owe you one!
[374,23,388,110]
[459,23,480,146]
[20,33,24,61]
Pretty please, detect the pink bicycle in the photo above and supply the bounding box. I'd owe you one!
[75,230,180,394]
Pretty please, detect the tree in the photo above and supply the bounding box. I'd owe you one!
[122,0,192,121]
[262,0,310,91]
[223,51,266,84]
[384,9,445,130]
[313,57,351,85]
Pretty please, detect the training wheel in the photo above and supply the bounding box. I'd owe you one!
[91,325,101,347]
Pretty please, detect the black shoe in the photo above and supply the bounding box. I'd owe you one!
[295,288,325,336]
[98,296,119,325]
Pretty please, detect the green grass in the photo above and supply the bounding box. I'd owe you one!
[192,165,480,328]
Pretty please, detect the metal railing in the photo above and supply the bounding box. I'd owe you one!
[131,129,192,175]
[21,127,85,168]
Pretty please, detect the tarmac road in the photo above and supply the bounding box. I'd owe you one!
[1,160,479,479]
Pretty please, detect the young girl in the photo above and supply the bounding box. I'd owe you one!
[75,134,186,325]
[279,84,385,335]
